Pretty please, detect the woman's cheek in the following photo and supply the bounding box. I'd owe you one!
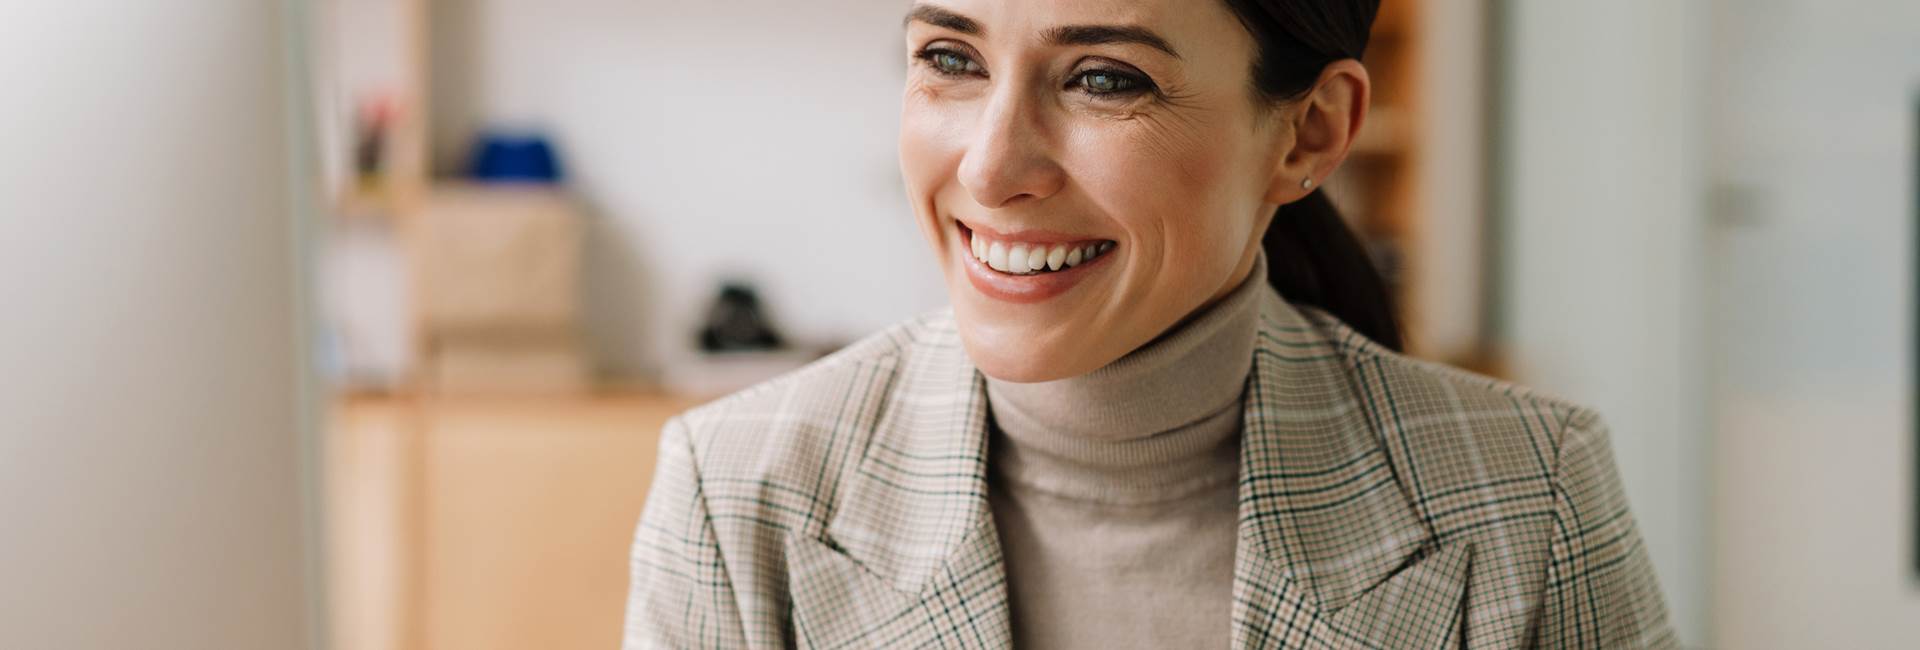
[899,96,974,193]
[898,120,949,214]
[897,106,935,179]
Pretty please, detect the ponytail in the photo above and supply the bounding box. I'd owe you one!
[1222,0,1399,350]
[1262,190,1403,352]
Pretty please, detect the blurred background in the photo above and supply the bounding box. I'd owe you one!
[1,0,1915,648]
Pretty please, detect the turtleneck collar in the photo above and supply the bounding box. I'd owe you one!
[982,250,1267,504]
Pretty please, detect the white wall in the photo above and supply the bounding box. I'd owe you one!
[0,3,314,649]
[430,0,944,377]
[1706,1,1920,647]
[1499,0,1712,644]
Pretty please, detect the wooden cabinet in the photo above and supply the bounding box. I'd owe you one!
[328,392,700,650]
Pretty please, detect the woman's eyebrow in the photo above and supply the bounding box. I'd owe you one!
[902,5,1181,61]
[1043,25,1183,60]
[904,4,981,35]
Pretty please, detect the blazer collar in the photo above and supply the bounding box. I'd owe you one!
[787,287,1472,649]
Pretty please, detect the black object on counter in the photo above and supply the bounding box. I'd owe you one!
[699,283,785,352]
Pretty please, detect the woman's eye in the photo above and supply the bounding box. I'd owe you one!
[915,48,983,77]
[1072,69,1151,97]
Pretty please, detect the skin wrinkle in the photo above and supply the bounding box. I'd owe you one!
[899,0,1366,383]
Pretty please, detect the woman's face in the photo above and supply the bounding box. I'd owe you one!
[899,0,1292,383]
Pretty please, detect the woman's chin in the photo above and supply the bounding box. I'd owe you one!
[953,324,1096,383]
[967,353,1071,383]
[945,276,1119,382]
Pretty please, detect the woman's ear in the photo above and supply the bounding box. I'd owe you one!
[1263,59,1371,204]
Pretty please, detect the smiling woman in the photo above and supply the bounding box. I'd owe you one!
[623,1,1677,648]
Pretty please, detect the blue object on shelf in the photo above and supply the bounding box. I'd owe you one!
[469,132,563,183]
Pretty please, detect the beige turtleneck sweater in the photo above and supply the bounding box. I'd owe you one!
[983,251,1265,649]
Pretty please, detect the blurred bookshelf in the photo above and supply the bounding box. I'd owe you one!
[1323,0,1500,376]
[312,3,667,650]
[316,0,592,397]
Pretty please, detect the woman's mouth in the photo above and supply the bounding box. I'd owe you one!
[966,227,1114,274]
[955,221,1116,303]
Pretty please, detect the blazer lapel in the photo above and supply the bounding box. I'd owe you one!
[1230,289,1472,649]
[785,513,1008,649]
[786,292,1470,649]
[784,315,1013,649]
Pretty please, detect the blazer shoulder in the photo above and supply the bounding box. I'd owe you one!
[666,306,957,492]
[1297,305,1608,501]
[1307,304,1598,421]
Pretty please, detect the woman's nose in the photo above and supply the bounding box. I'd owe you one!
[955,88,1066,209]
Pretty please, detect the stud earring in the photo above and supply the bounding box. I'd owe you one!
[1301,177,1315,190]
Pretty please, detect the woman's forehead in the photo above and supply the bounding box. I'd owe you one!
[906,0,1250,66]
[906,0,1230,43]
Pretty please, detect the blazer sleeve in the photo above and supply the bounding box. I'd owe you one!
[1535,410,1681,649]
[623,416,749,649]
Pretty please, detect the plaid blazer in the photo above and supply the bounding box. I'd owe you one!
[624,285,1678,649]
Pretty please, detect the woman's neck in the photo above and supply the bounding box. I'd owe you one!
[978,251,1266,502]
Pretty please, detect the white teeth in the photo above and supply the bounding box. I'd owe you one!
[987,241,1009,272]
[1007,243,1030,273]
[968,230,1114,275]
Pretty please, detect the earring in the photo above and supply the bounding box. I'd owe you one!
[1301,177,1315,190]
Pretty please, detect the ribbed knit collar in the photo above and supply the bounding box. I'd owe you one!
[983,251,1265,505]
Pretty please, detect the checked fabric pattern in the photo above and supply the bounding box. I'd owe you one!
[624,284,1678,649]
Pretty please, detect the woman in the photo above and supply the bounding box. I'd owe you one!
[625,0,1677,647]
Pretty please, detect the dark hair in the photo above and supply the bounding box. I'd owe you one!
[1221,0,1403,352]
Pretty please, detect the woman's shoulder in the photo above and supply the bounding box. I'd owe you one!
[662,306,962,480]
[1287,299,1616,482]
[683,305,957,415]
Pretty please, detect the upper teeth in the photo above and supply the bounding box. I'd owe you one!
[969,233,1113,275]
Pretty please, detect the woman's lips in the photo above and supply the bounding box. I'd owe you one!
[955,221,1114,304]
